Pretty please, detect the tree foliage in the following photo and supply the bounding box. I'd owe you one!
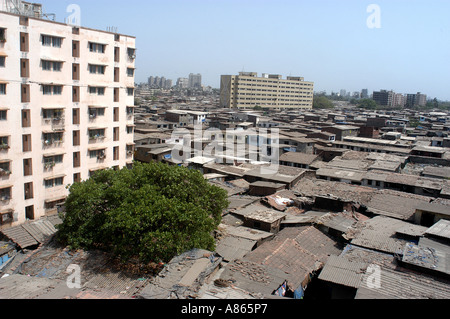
[356,98,378,110]
[313,96,334,109]
[56,162,229,263]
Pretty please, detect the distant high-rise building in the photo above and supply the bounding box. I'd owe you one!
[165,79,173,89]
[188,73,202,89]
[361,89,369,99]
[148,75,173,89]
[177,77,189,89]
[373,90,394,106]
[406,92,427,108]
[220,72,314,109]
[392,93,406,107]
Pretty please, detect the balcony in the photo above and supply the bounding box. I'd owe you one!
[44,139,63,146]
[0,168,11,177]
[44,161,56,170]
[89,135,106,142]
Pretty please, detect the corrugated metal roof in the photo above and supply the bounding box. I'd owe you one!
[357,265,450,299]
[1,226,38,249]
[1,216,62,249]
[402,242,450,276]
[318,255,368,288]
[425,219,450,240]
[22,220,57,244]
[351,230,406,254]
[349,216,413,254]
[216,236,256,262]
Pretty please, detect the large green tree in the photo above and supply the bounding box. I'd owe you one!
[56,162,229,263]
[313,96,334,109]
[357,99,378,110]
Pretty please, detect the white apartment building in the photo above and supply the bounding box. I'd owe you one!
[0,9,136,227]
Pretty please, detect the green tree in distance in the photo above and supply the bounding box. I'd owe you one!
[357,98,378,110]
[313,96,334,109]
[56,162,229,263]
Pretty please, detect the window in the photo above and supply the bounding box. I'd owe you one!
[0,187,11,201]
[42,60,62,72]
[114,47,120,62]
[127,88,134,96]
[113,146,119,161]
[25,206,34,221]
[45,177,64,188]
[43,85,62,95]
[127,68,134,77]
[114,67,119,82]
[42,60,51,71]
[20,32,29,52]
[126,145,134,157]
[89,42,106,53]
[21,84,30,102]
[72,40,80,57]
[0,161,11,176]
[43,132,63,146]
[0,136,9,149]
[89,108,105,119]
[127,48,136,59]
[0,110,6,121]
[43,109,63,120]
[73,173,81,183]
[89,87,105,95]
[23,158,32,176]
[72,108,80,125]
[24,182,33,200]
[72,63,80,80]
[44,155,63,169]
[127,126,134,134]
[0,56,5,68]
[73,152,80,168]
[73,86,80,102]
[89,149,106,159]
[53,86,62,95]
[89,129,105,140]
[0,28,6,42]
[89,64,105,74]
[126,107,134,116]
[21,59,29,77]
[73,130,80,146]
[41,35,62,47]
[0,84,6,95]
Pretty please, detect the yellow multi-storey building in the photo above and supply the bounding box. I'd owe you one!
[220,72,314,109]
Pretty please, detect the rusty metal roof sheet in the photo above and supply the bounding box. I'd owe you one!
[318,255,368,288]
[1,226,38,249]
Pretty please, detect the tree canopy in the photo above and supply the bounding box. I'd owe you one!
[56,162,229,263]
[313,96,334,109]
[356,98,378,110]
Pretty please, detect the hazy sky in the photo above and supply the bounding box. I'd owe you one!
[38,0,450,100]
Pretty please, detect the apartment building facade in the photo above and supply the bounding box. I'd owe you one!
[0,11,136,227]
[220,72,314,109]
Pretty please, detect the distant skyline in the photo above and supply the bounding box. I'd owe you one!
[37,0,450,100]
